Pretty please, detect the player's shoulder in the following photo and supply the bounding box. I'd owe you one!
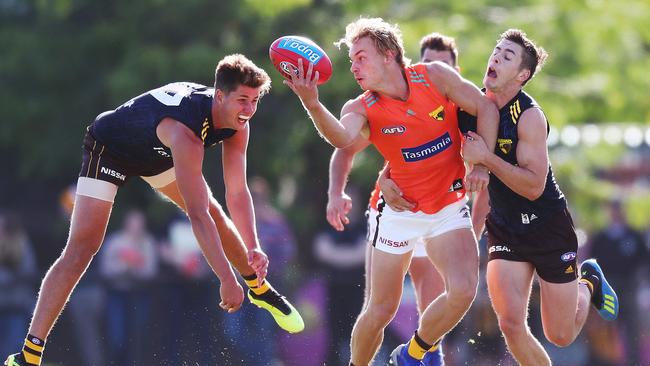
[514,90,538,109]
[344,94,371,114]
[421,60,456,78]
[518,104,547,137]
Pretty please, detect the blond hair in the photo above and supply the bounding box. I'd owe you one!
[335,17,410,67]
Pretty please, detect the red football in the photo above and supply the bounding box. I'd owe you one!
[269,35,333,85]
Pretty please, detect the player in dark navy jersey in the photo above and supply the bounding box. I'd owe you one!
[4,54,303,366]
[461,29,619,365]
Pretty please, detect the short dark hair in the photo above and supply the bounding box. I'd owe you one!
[499,29,547,86]
[214,54,271,96]
[419,33,458,66]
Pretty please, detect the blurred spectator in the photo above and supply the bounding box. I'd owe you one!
[224,176,298,365]
[156,214,223,365]
[0,211,37,359]
[99,209,158,365]
[313,185,366,366]
[587,199,648,364]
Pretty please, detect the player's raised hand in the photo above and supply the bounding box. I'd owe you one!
[284,58,321,109]
[219,274,244,313]
[327,192,353,231]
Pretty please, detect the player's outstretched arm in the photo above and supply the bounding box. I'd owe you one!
[222,125,268,282]
[285,59,366,147]
[327,137,370,230]
[157,118,243,312]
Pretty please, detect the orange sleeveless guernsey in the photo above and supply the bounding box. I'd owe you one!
[363,64,466,214]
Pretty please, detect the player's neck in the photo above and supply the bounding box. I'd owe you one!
[486,83,522,109]
[211,100,224,129]
[374,66,409,101]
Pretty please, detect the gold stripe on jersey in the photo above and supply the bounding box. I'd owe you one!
[509,100,521,124]
[94,146,105,179]
[201,118,210,142]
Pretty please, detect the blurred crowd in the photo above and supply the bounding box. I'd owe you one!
[1,182,649,366]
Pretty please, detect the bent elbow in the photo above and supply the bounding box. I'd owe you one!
[330,136,354,149]
[525,186,545,201]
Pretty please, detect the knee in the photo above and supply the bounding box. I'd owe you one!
[447,274,478,309]
[545,329,575,348]
[365,300,400,327]
[497,315,527,339]
[60,242,100,271]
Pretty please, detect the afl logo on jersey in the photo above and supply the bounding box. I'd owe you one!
[382,125,406,135]
[561,252,576,262]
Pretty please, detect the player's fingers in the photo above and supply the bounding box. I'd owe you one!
[333,214,345,231]
[306,61,313,81]
[313,71,320,85]
[326,211,337,227]
[343,200,353,213]
[394,199,411,211]
[257,269,267,284]
[297,58,304,79]
[228,303,241,313]
[476,180,483,191]
[342,214,350,225]
[387,203,404,212]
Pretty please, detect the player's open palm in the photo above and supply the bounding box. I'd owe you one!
[284,58,320,108]
[219,275,244,313]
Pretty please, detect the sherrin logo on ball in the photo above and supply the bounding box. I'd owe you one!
[278,37,324,64]
[269,35,332,85]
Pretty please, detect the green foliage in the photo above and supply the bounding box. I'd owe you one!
[1,0,648,248]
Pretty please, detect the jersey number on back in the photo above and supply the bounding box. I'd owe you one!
[150,84,191,106]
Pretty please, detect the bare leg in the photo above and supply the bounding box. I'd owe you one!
[416,229,478,342]
[539,278,591,347]
[408,256,444,316]
[28,195,113,339]
[360,240,373,311]
[350,248,411,366]
[487,259,551,366]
